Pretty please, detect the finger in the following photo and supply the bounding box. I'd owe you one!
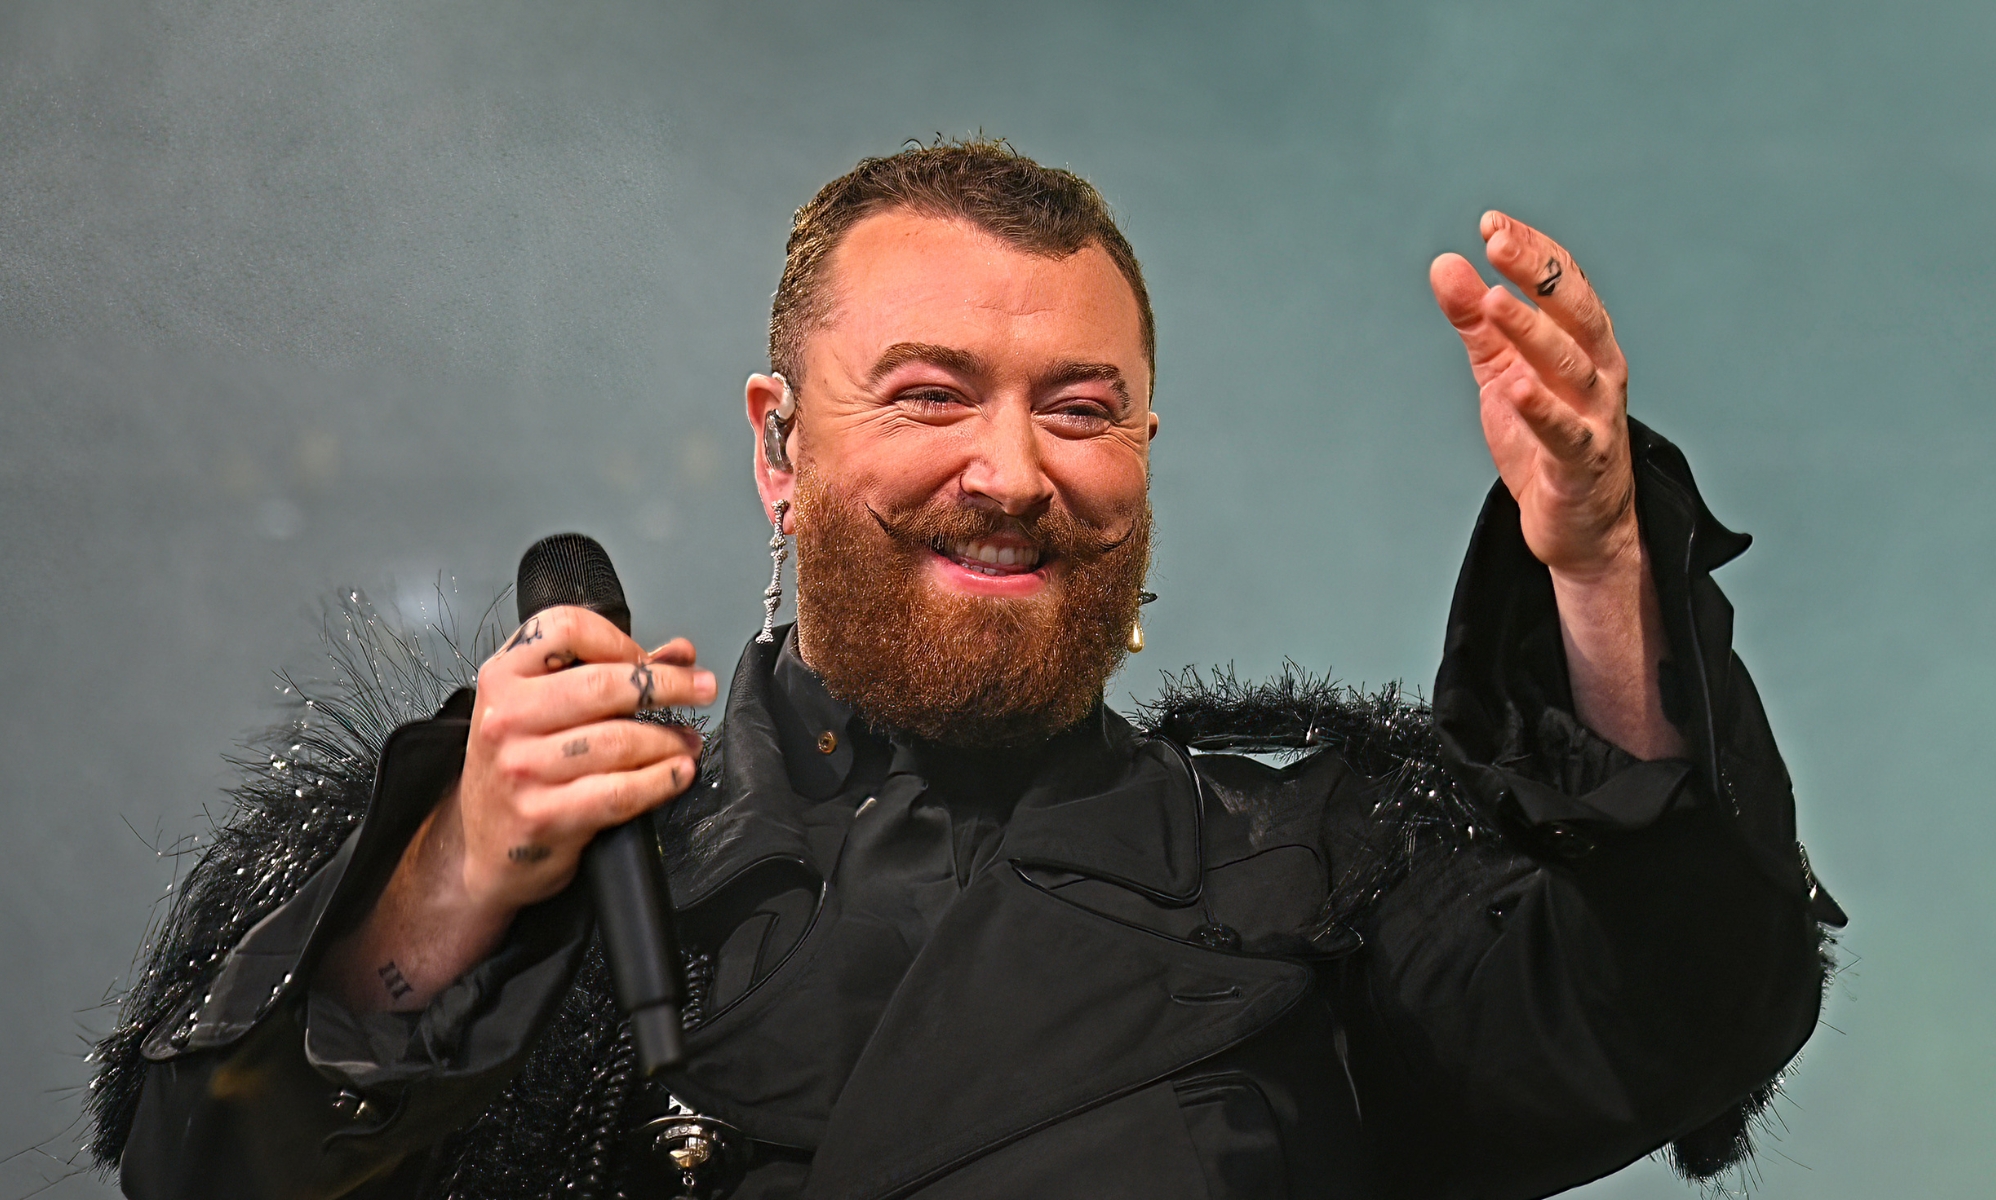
[489,606,645,679]
[513,719,703,787]
[1479,211,1617,365]
[647,637,698,666]
[533,755,701,836]
[486,661,719,737]
[1479,285,1613,413]
[1430,252,1521,381]
[1483,362,1595,462]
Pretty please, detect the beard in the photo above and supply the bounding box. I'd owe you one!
[792,464,1150,750]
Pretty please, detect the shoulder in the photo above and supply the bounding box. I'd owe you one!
[1192,749,1352,867]
[1134,665,1496,927]
[1135,665,1449,844]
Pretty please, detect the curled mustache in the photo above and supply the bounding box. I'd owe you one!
[866,497,1136,565]
[793,460,1152,749]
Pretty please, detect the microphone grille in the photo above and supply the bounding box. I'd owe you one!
[516,533,632,634]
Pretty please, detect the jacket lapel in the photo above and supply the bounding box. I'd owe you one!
[672,634,846,907]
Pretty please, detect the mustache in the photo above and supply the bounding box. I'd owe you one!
[865,499,1139,563]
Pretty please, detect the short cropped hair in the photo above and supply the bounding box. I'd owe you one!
[769,138,1155,394]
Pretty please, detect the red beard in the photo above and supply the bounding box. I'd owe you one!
[792,464,1150,749]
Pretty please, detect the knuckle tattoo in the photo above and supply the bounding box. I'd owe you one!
[503,618,545,654]
[629,663,658,710]
[1535,255,1564,297]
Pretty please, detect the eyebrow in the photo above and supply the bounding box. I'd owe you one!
[866,342,988,386]
[867,343,1133,417]
[1035,360,1132,417]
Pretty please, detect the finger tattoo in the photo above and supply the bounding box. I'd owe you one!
[508,844,552,863]
[629,663,657,709]
[504,618,545,653]
[1535,256,1564,297]
[377,960,414,1000]
[562,737,589,758]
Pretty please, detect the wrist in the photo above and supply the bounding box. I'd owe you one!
[321,793,519,1013]
[1544,510,1643,592]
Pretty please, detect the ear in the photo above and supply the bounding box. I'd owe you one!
[746,372,797,531]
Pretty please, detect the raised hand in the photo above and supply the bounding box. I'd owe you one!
[1430,211,1634,579]
[320,607,716,1013]
[1431,212,1684,761]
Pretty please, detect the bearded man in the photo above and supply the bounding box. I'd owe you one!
[96,141,1843,1200]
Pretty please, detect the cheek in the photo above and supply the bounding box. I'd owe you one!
[1044,436,1150,524]
[825,425,973,511]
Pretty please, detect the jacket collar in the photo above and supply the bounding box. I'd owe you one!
[999,707,1203,904]
[687,629,1202,905]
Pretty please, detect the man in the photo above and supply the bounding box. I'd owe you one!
[96,140,1842,1199]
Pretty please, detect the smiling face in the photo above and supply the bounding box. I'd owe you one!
[749,207,1159,745]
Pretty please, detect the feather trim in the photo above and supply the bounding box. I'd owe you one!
[1133,662,1500,930]
[87,589,499,1169]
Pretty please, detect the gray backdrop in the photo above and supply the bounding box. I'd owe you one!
[3,0,1988,1195]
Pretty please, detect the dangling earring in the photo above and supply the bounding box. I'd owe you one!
[1127,589,1156,654]
[757,499,790,644]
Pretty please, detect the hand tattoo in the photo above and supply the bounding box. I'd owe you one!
[1535,255,1564,297]
[630,663,657,710]
[562,737,589,758]
[504,618,545,653]
[377,961,414,1001]
[508,844,552,863]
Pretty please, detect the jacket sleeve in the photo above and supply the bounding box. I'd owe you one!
[1336,420,1842,1200]
[118,691,591,1200]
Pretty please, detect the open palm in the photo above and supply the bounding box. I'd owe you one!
[1431,212,1636,580]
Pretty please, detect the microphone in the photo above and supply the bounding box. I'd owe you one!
[516,533,685,1074]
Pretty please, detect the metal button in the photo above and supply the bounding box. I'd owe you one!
[1190,923,1241,951]
[816,730,838,754]
[331,1089,381,1124]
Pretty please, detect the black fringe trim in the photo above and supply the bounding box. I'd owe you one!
[1133,663,1500,931]
[86,591,498,1170]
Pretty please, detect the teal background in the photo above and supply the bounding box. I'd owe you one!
[2,0,1988,1193]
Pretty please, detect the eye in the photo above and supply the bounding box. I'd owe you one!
[1044,397,1115,427]
[899,387,966,412]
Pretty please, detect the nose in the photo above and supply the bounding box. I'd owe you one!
[959,402,1053,518]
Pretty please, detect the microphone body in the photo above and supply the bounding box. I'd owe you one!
[516,533,686,1074]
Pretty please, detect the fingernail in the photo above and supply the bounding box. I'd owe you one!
[695,669,716,695]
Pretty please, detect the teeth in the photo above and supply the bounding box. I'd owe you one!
[948,539,1040,571]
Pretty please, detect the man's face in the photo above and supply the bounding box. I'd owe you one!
[752,208,1158,745]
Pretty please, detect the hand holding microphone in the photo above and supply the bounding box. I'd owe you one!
[320,536,710,1076]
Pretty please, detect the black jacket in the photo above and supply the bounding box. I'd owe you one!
[98,422,1842,1199]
